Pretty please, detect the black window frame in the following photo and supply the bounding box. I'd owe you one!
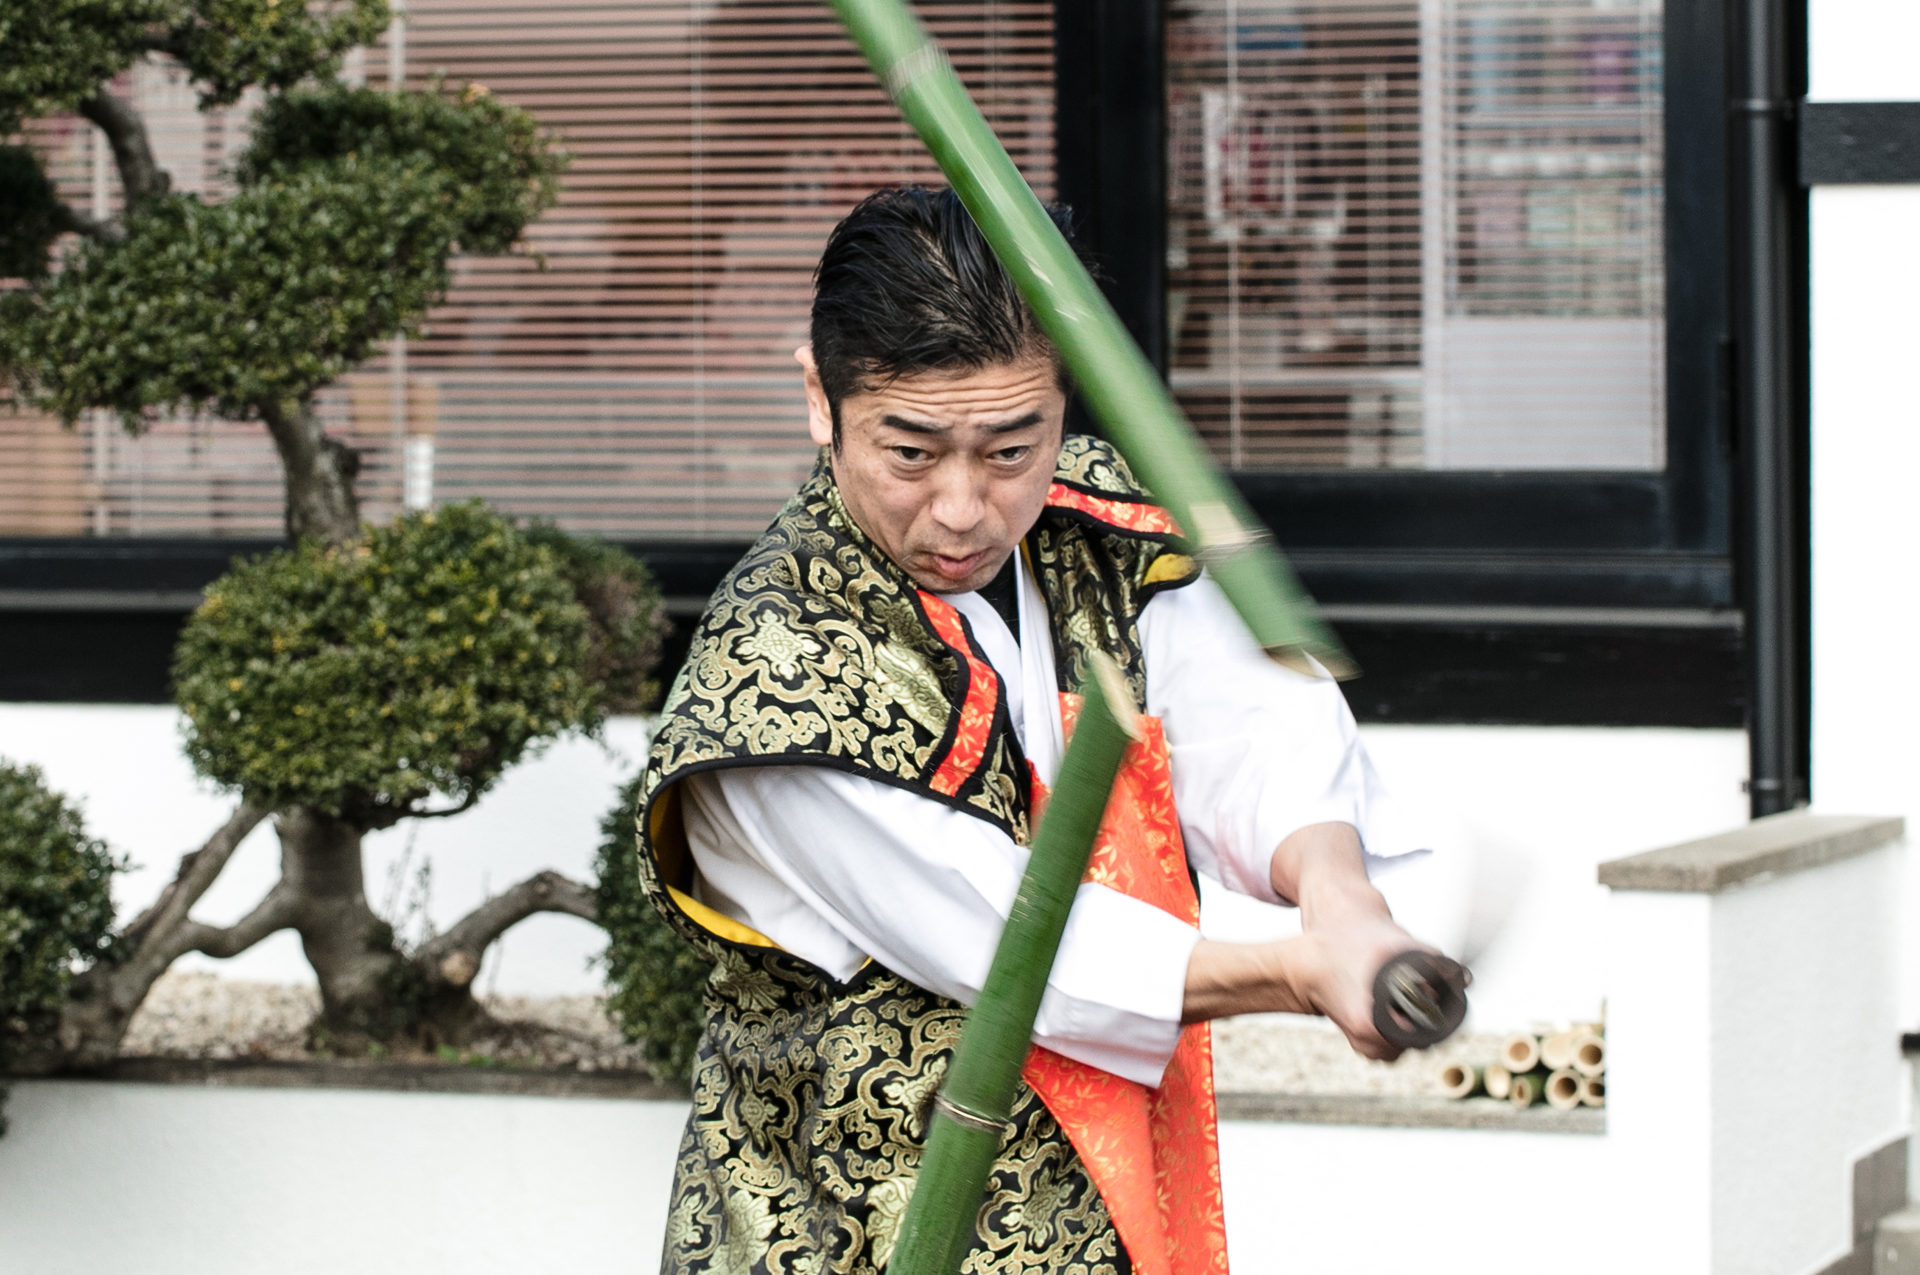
[3,0,1752,727]
[1053,0,1745,727]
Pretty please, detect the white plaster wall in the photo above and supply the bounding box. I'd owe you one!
[0,704,653,995]
[0,1080,1614,1275]
[0,705,1748,1027]
[1709,844,1904,1274]
[1809,186,1920,1031]
[1604,888,1714,1275]
[1604,845,1905,1275]
[1808,0,1920,102]
[0,1082,685,1275]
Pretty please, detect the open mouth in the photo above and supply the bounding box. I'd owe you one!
[925,549,992,582]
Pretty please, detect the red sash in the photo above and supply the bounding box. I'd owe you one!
[1021,693,1230,1275]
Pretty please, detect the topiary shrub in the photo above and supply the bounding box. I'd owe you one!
[173,500,597,828]
[595,773,712,1086]
[522,523,668,717]
[0,762,121,1131]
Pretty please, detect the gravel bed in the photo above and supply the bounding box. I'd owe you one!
[124,972,1503,1097]
[122,972,655,1074]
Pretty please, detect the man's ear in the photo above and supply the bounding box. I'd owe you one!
[797,345,834,448]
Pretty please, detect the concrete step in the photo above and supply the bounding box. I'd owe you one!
[1877,1205,1920,1274]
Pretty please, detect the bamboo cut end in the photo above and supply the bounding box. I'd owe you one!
[1088,650,1143,742]
[1265,645,1358,681]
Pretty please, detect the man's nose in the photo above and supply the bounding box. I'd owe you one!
[928,463,988,534]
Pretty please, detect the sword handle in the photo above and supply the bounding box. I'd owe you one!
[1370,949,1470,1050]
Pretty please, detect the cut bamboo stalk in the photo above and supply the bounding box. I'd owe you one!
[1544,1068,1584,1111]
[1571,1032,1606,1076]
[825,0,1351,676]
[1579,1074,1606,1108]
[1483,1063,1513,1101]
[884,654,1140,1275]
[1540,1029,1581,1072]
[1438,1063,1483,1100]
[1508,1070,1545,1108]
[1500,1032,1542,1074]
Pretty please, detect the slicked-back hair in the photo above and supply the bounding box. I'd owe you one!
[809,187,1082,435]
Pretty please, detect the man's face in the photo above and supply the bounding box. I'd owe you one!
[799,346,1065,594]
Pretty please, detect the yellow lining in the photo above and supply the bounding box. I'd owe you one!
[1144,552,1196,586]
[649,780,780,950]
[667,884,779,949]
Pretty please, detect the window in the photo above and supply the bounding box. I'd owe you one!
[1165,0,1666,472]
[0,0,1056,540]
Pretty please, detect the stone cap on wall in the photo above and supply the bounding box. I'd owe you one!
[1597,810,1905,893]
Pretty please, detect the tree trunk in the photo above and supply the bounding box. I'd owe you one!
[260,397,361,545]
[275,806,495,1051]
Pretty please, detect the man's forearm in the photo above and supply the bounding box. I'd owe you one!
[1180,820,1417,1059]
[1268,820,1386,922]
[1181,935,1318,1023]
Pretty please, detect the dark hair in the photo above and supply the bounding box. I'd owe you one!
[809,186,1081,431]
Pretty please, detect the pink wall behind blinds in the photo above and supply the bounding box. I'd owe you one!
[0,1,1056,538]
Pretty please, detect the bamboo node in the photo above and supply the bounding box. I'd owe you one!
[931,1090,1006,1134]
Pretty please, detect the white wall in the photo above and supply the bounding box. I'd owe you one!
[1806,0,1920,1027]
[0,705,1747,1026]
[1606,843,1906,1275]
[0,1082,685,1275]
[0,1080,1615,1275]
[0,704,652,996]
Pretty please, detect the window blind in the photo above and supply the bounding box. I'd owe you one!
[1,0,1055,538]
[1166,0,1664,472]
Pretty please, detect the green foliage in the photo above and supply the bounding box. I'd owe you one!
[594,773,712,1086]
[0,0,389,130]
[1,81,560,429]
[0,0,162,133]
[173,502,598,828]
[239,82,564,256]
[162,0,390,109]
[0,762,121,1092]
[0,146,63,280]
[2,156,464,427]
[522,525,668,716]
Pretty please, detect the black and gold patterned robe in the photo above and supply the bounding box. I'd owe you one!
[636,435,1202,1274]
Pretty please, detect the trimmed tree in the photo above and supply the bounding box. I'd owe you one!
[0,0,563,546]
[0,763,121,1124]
[49,503,665,1063]
[594,772,714,1086]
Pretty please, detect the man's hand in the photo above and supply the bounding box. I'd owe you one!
[1180,821,1433,1061]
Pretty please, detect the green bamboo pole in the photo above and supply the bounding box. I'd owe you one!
[888,655,1141,1275]
[827,0,1351,678]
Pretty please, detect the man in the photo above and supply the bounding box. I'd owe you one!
[636,187,1431,1275]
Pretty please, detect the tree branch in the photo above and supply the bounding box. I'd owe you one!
[407,791,483,823]
[120,798,272,953]
[177,887,300,960]
[416,871,598,987]
[49,198,121,243]
[77,90,171,212]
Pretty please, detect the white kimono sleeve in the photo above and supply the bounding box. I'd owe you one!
[683,766,1197,1087]
[1141,573,1430,905]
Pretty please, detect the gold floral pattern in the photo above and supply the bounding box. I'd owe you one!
[636,437,1203,1275]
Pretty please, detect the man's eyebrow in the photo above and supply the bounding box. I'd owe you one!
[880,412,1045,436]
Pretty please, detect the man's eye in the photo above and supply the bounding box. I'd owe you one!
[992,446,1032,463]
[892,446,930,463]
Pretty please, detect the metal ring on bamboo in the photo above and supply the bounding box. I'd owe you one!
[931,1091,1005,1134]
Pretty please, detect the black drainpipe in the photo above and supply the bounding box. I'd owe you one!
[1730,0,1810,816]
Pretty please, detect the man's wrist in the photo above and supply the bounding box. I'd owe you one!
[1296,868,1392,930]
